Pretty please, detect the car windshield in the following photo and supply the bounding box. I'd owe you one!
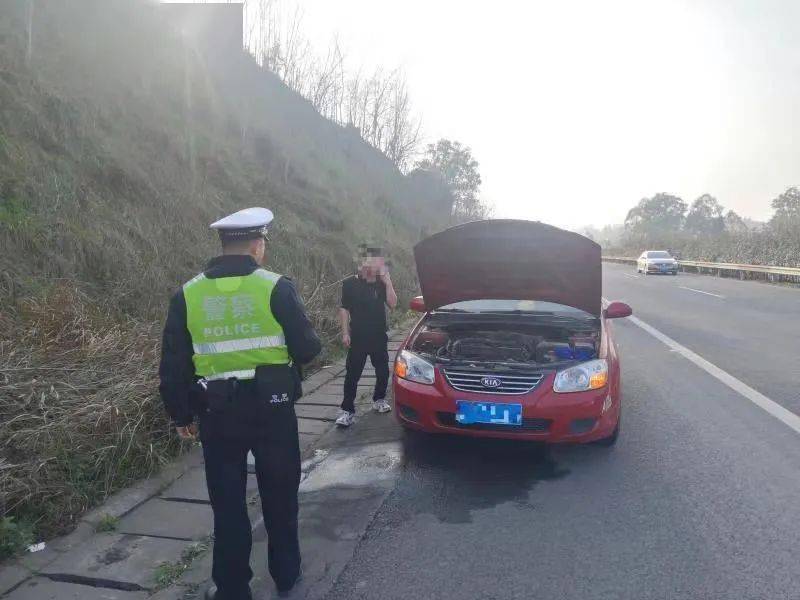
[646,251,672,258]
[437,299,594,317]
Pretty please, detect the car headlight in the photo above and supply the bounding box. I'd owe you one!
[394,350,435,385]
[553,359,608,393]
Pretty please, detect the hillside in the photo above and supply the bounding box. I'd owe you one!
[0,0,444,545]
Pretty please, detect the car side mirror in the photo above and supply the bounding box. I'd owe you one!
[604,301,632,319]
[409,295,427,312]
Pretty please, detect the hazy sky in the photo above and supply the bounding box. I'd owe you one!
[171,0,800,228]
[293,0,800,228]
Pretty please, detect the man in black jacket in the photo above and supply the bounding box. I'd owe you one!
[335,244,397,427]
[160,208,321,600]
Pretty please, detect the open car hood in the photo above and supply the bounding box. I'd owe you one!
[413,220,602,317]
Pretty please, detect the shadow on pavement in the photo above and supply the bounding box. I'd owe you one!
[392,431,571,524]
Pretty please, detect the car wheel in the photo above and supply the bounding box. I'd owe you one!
[594,419,619,447]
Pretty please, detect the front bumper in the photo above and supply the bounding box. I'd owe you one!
[646,263,678,274]
[393,372,620,443]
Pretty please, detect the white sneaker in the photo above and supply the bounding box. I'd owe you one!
[373,399,392,413]
[336,410,355,427]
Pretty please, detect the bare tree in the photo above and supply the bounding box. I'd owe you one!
[383,75,421,170]
[341,68,421,171]
[248,0,313,92]
[242,0,422,171]
[308,37,345,121]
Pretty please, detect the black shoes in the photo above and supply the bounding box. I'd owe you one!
[204,572,299,599]
[204,585,253,600]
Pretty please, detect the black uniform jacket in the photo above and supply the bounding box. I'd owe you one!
[159,255,322,426]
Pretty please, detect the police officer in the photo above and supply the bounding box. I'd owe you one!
[159,207,321,600]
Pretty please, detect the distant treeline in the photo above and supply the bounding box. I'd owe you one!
[585,187,800,267]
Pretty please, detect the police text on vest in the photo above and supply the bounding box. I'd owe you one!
[203,323,262,338]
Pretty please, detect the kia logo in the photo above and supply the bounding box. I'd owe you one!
[481,377,502,388]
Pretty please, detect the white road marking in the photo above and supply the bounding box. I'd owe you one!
[602,297,800,436]
[679,286,725,299]
[623,273,640,279]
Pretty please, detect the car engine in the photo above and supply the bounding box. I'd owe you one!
[412,322,599,366]
[446,331,541,363]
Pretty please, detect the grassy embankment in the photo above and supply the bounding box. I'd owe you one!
[0,0,439,550]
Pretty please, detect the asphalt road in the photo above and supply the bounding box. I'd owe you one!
[603,262,800,415]
[312,264,800,600]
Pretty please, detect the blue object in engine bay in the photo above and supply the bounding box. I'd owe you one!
[554,345,596,360]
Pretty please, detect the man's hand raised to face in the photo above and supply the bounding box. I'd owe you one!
[175,423,198,440]
[376,261,398,309]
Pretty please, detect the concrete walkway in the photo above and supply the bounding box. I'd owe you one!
[0,332,406,600]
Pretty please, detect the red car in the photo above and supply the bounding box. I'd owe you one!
[393,220,632,445]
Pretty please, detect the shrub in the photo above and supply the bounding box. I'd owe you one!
[0,517,34,560]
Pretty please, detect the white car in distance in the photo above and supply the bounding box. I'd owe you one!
[636,250,678,275]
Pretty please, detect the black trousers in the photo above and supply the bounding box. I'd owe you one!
[199,371,301,599]
[341,341,389,414]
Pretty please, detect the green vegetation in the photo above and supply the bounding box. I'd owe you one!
[415,139,489,223]
[95,514,119,533]
[0,517,34,560]
[598,189,800,269]
[153,561,187,591]
[0,197,33,229]
[153,539,211,590]
[0,0,453,543]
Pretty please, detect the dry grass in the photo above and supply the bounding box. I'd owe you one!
[0,283,181,538]
[0,266,415,541]
[0,0,429,546]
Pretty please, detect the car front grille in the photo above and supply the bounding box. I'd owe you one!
[442,368,545,395]
[436,412,551,432]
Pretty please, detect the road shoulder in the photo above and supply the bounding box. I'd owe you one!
[0,331,406,600]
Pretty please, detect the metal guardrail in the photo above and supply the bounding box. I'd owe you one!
[602,257,800,282]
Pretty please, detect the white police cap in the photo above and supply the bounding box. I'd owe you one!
[210,207,274,240]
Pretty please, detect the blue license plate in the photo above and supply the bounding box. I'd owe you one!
[455,400,523,426]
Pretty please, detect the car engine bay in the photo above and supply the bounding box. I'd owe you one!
[410,319,600,367]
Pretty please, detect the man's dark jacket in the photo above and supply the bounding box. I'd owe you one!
[159,255,322,426]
